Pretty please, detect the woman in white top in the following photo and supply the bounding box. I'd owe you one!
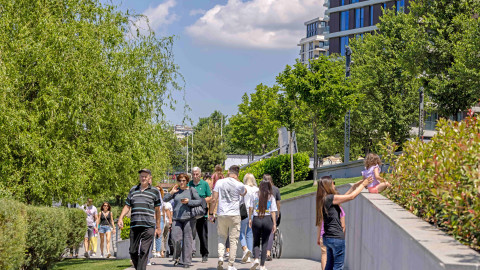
[162,199,173,257]
[239,173,259,263]
[248,175,277,270]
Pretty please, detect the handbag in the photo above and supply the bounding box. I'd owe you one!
[189,188,206,219]
[239,202,248,220]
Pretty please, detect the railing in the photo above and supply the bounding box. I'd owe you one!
[240,147,281,169]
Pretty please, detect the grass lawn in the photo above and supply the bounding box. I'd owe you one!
[52,259,131,270]
[280,176,362,200]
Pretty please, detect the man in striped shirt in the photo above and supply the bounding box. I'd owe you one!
[118,169,162,270]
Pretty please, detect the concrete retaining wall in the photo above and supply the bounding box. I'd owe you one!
[317,159,365,179]
[279,184,480,269]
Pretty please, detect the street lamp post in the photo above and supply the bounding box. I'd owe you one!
[344,46,352,163]
[418,87,424,139]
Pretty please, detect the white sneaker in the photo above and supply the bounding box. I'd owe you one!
[242,249,251,263]
[225,252,230,258]
[246,257,251,263]
[250,259,259,270]
[217,257,224,270]
[91,253,96,257]
[227,266,237,270]
[99,254,104,258]
[259,266,268,270]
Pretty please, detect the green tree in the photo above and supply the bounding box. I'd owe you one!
[192,111,227,173]
[229,84,280,158]
[277,56,358,180]
[0,0,182,204]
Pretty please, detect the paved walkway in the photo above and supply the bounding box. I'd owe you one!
[123,257,321,270]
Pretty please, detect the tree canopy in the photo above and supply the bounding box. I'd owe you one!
[0,0,182,204]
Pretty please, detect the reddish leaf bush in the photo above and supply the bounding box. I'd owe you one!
[380,115,480,250]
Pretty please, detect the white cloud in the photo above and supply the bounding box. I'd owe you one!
[185,0,325,50]
[189,9,206,16]
[130,0,177,36]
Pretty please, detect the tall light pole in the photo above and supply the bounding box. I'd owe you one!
[418,87,424,140]
[186,133,189,173]
[191,131,194,172]
[344,46,352,163]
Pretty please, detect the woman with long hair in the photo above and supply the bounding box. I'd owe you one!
[248,175,277,270]
[97,202,115,258]
[315,176,372,270]
[163,173,202,268]
[240,173,258,263]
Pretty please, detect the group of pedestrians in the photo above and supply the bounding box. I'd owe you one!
[77,198,116,259]
[116,152,390,270]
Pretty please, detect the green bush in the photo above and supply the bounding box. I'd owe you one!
[0,198,27,270]
[63,208,86,255]
[120,216,131,240]
[24,205,69,270]
[380,116,480,250]
[239,152,310,188]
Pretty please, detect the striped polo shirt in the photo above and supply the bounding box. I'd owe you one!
[125,184,162,228]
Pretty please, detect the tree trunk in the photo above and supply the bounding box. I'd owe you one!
[313,122,318,182]
[289,131,294,184]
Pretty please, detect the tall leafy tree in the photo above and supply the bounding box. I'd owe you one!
[191,111,227,173]
[277,56,358,180]
[0,0,182,204]
[229,84,280,158]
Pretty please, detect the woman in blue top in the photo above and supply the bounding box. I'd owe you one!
[248,175,277,270]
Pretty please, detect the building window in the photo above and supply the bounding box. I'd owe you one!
[383,3,387,12]
[396,0,405,12]
[355,8,364,28]
[341,11,349,31]
[351,0,359,2]
[341,0,345,6]
[309,51,313,59]
[301,53,305,62]
[309,42,313,50]
[307,22,319,38]
[370,5,374,26]
[340,36,349,56]
[319,41,324,47]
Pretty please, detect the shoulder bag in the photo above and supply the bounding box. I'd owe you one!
[189,188,206,219]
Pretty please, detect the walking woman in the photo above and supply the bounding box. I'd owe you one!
[315,176,372,270]
[240,173,258,263]
[163,173,202,268]
[248,175,277,270]
[98,202,115,258]
[153,184,166,257]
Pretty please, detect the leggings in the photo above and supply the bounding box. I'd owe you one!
[252,215,273,266]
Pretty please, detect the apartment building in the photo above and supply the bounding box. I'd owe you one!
[325,0,409,55]
[298,17,330,65]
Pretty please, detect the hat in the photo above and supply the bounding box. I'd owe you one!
[138,168,152,175]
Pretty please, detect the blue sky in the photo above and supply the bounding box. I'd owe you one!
[107,0,325,125]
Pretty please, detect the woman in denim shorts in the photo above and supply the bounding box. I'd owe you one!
[98,202,116,258]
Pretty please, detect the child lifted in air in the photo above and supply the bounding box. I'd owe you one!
[362,153,392,193]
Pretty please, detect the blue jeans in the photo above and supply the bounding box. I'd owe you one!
[239,217,253,251]
[323,237,345,270]
[155,219,164,252]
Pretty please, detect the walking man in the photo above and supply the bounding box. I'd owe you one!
[209,165,246,270]
[81,198,97,258]
[189,167,212,262]
[118,169,162,270]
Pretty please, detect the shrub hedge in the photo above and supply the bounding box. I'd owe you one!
[380,115,480,250]
[121,216,131,240]
[0,199,27,270]
[0,198,86,270]
[239,152,310,188]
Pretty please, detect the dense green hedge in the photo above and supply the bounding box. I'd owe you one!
[380,116,480,250]
[0,199,86,270]
[239,152,310,188]
[121,216,131,240]
[0,199,27,270]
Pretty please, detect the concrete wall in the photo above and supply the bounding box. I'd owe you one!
[316,159,365,179]
[278,185,480,269]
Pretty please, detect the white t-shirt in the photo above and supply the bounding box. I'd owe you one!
[162,202,173,223]
[81,205,97,227]
[213,177,246,216]
[244,185,259,209]
[250,192,277,217]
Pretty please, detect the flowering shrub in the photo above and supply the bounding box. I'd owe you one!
[120,216,131,240]
[380,112,480,250]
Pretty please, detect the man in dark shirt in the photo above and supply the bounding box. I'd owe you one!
[188,167,212,262]
[118,169,162,270]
